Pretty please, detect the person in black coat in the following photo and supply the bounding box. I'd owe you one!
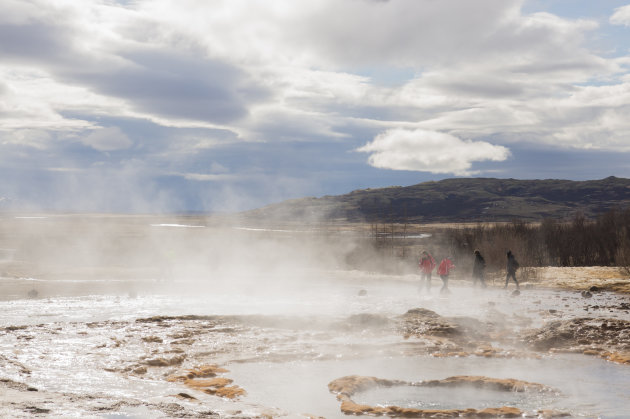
[472,249,486,288]
[505,250,520,289]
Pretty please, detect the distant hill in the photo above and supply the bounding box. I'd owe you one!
[243,177,630,223]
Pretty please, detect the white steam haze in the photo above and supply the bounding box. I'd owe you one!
[2,215,630,417]
[1,0,630,211]
[0,215,372,301]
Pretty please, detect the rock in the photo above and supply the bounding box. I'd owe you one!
[175,392,197,400]
[167,364,245,399]
[339,398,389,416]
[185,378,233,389]
[5,325,27,332]
[581,291,593,298]
[357,289,367,296]
[171,339,195,345]
[405,308,441,318]
[188,364,229,378]
[521,318,630,353]
[511,289,521,296]
[205,385,246,399]
[133,366,147,374]
[144,355,185,367]
[25,406,50,414]
[167,364,229,382]
[141,336,163,343]
[589,286,600,292]
[27,289,38,299]
[398,308,490,342]
[477,407,522,417]
[431,351,470,358]
[604,352,630,365]
[536,409,571,418]
[328,375,405,397]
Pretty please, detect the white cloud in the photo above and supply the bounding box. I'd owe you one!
[611,5,630,26]
[0,129,52,149]
[357,129,511,175]
[81,127,132,151]
[2,0,630,211]
[0,0,626,151]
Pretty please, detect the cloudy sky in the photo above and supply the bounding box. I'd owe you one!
[1,0,630,212]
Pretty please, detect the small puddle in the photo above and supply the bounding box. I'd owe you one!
[353,384,554,411]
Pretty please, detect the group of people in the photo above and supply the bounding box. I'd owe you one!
[418,249,520,293]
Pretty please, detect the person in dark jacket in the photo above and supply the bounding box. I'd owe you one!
[505,250,520,289]
[472,249,486,288]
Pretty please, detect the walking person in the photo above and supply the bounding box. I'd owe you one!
[437,256,455,294]
[505,250,520,289]
[418,250,436,291]
[472,249,486,288]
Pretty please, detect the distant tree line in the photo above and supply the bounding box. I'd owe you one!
[445,208,630,270]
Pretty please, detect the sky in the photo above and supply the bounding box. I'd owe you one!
[1,0,630,213]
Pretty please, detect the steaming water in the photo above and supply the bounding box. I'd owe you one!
[3,272,627,325]
[227,353,630,418]
[355,385,543,410]
[1,272,629,418]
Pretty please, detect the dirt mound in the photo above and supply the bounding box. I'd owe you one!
[521,317,630,352]
[398,308,491,343]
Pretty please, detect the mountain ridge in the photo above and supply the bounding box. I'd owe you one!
[243,176,630,223]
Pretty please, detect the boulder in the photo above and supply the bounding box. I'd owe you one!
[144,355,185,367]
[398,308,490,342]
[521,318,630,353]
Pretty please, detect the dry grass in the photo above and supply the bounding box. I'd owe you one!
[517,266,630,293]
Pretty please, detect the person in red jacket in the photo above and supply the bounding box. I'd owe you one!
[437,256,455,294]
[418,250,436,291]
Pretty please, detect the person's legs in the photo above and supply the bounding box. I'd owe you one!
[440,275,449,294]
[505,271,518,288]
[419,272,427,291]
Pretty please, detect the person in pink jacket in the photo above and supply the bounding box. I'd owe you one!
[418,250,436,291]
[437,256,455,294]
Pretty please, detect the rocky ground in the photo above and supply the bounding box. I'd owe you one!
[0,282,629,417]
[1,237,629,418]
